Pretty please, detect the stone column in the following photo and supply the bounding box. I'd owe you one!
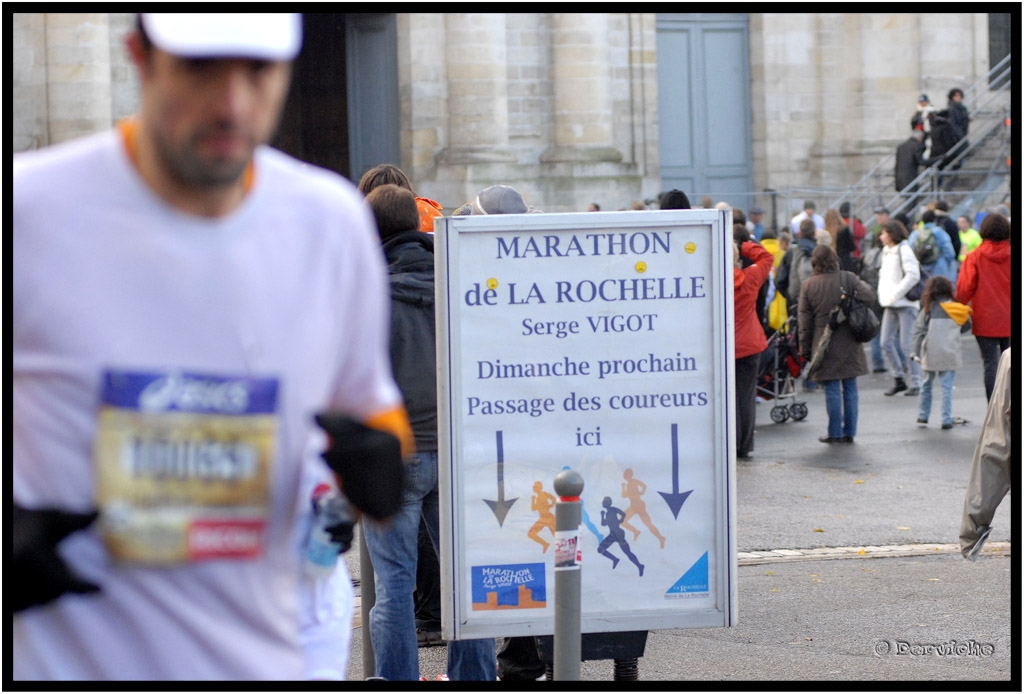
[45,13,112,144]
[541,13,620,164]
[438,13,514,164]
[12,13,49,152]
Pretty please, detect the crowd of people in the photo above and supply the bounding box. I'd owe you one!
[13,12,1011,683]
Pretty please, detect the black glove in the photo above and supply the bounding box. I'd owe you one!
[314,414,404,522]
[13,504,101,613]
[323,517,356,555]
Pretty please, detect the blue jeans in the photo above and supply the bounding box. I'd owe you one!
[918,370,956,425]
[869,325,903,370]
[822,378,859,439]
[362,452,496,681]
[880,306,920,387]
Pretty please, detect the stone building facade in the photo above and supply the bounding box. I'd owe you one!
[12,12,1000,219]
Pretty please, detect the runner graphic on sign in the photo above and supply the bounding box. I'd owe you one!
[597,496,644,577]
[527,481,556,552]
[620,468,666,549]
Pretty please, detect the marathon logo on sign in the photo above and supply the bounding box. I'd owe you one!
[188,519,266,560]
[665,551,710,599]
[471,563,547,610]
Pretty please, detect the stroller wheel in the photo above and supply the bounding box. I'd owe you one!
[788,403,808,421]
[770,405,790,423]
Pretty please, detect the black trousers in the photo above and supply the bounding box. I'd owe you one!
[976,336,1010,401]
[736,352,762,455]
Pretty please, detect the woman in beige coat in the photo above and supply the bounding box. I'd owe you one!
[798,245,877,444]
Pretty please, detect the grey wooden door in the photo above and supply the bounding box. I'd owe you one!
[656,14,753,204]
[346,13,400,181]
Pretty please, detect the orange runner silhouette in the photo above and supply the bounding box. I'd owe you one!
[528,480,556,552]
[620,468,666,548]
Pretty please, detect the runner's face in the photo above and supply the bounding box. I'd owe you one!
[139,49,291,188]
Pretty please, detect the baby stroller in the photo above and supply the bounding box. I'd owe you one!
[756,320,808,423]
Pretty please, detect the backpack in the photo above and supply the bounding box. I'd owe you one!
[913,225,940,265]
[790,247,813,302]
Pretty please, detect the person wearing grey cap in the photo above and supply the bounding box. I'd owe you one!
[747,205,766,241]
[13,13,412,680]
[453,184,533,215]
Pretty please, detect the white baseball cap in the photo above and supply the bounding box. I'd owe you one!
[140,13,302,61]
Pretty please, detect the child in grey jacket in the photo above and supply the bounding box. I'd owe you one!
[911,275,972,428]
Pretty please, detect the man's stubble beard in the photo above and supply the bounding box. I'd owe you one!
[153,123,255,190]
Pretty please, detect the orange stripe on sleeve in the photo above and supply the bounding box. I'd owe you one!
[366,406,416,458]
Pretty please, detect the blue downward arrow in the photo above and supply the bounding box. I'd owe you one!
[483,430,518,526]
[658,423,693,519]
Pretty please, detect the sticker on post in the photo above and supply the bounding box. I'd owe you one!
[554,530,581,571]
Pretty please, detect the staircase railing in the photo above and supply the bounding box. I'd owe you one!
[826,53,1012,222]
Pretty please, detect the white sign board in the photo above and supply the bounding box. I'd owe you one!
[435,210,736,639]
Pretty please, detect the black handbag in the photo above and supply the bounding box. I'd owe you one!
[905,267,931,302]
[839,271,880,343]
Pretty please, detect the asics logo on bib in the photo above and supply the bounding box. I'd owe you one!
[140,374,251,413]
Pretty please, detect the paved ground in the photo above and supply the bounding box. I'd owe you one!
[343,336,1014,684]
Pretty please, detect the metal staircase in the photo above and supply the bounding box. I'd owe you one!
[828,54,1012,223]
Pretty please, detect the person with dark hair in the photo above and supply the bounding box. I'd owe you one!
[362,184,497,681]
[776,218,818,325]
[798,245,876,443]
[931,199,962,259]
[733,239,774,458]
[944,88,970,137]
[910,275,971,429]
[955,212,1011,400]
[877,220,922,396]
[660,189,692,210]
[587,202,601,211]
[934,88,970,170]
[835,224,860,274]
[13,13,413,680]
[859,227,893,373]
[838,202,867,259]
[910,208,957,283]
[790,199,824,235]
[358,163,413,194]
[895,128,939,209]
[358,163,443,233]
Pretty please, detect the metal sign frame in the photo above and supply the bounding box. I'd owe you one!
[435,210,737,639]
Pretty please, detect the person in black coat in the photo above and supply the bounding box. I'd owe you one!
[361,184,497,681]
[895,129,939,208]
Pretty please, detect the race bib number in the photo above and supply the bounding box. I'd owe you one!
[93,370,279,564]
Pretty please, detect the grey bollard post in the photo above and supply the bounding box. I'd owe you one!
[553,469,584,681]
[358,523,376,678]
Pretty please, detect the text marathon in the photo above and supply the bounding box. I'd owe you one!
[496,231,672,258]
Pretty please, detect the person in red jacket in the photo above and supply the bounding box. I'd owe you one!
[955,212,1011,400]
[839,202,867,260]
[734,239,774,458]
